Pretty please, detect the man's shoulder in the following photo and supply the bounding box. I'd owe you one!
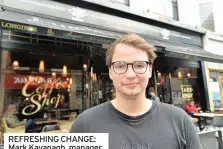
[156,102,188,119]
[77,101,111,120]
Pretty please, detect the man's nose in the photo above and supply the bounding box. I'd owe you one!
[125,65,136,78]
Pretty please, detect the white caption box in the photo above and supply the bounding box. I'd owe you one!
[4,133,108,149]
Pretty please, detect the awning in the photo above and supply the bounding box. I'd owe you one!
[146,38,223,63]
[0,11,121,44]
[0,11,222,63]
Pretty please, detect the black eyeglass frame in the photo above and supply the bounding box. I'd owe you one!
[111,61,151,74]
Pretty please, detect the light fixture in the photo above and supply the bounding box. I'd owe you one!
[178,71,182,79]
[69,78,72,85]
[94,73,97,82]
[168,73,172,79]
[62,65,68,77]
[92,73,95,82]
[158,72,161,78]
[83,64,87,72]
[12,60,19,70]
[52,72,56,77]
[39,60,45,73]
[187,73,191,78]
[156,82,161,86]
[85,83,89,89]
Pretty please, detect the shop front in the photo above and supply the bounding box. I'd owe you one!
[203,31,223,111]
[0,28,118,133]
[148,55,204,108]
[0,0,223,133]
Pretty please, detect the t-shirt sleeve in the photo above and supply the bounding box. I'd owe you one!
[69,113,86,133]
[183,114,203,149]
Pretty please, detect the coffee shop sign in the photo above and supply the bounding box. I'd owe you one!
[13,76,62,84]
[21,76,67,116]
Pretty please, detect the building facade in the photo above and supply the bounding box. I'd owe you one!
[197,0,223,34]
[203,31,223,111]
[71,0,223,109]
[197,0,223,111]
[0,0,223,132]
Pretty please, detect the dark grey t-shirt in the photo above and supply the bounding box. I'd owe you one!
[69,100,202,149]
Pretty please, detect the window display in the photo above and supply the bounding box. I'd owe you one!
[209,71,223,108]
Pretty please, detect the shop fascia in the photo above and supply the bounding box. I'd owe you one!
[26,17,121,39]
[206,31,223,53]
[3,0,121,39]
[3,0,201,45]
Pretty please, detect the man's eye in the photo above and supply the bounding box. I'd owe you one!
[135,64,145,68]
[117,65,125,68]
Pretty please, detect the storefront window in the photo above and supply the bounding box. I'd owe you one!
[0,30,113,133]
[151,63,202,108]
[0,49,88,132]
[209,71,223,108]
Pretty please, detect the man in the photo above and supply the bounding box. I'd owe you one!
[185,100,201,116]
[69,33,202,149]
[185,100,204,131]
[148,87,160,102]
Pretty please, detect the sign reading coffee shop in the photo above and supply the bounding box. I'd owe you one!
[21,76,68,116]
[181,85,193,102]
[5,74,70,116]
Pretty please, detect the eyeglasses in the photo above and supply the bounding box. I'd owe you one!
[111,61,151,74]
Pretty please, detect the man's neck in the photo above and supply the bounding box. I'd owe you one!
[111,92,152,117]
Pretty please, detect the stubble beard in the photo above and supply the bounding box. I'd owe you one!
[119,88,144,99]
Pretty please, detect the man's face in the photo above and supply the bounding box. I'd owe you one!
[109,43,152,97]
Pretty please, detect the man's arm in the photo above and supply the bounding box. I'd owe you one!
[183,114,203,149]
[69,113,85,133]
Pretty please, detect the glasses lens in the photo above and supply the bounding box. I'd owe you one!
[113,62,127,74]
[133,61,148,73]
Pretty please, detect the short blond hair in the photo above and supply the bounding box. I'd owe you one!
[106,33,157,67]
